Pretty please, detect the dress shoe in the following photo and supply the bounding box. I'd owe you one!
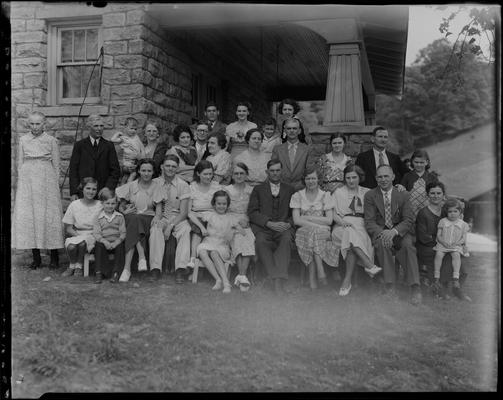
[119,269,131,282]
[137,258,148,272]
[338,283,352,297]
[109,272,120,283]
[149,269,161,282]
[175,268,186,284]
[410,285,422,305]
[365,265,382,278]
[94,272,103,284]
[452,283,471,302]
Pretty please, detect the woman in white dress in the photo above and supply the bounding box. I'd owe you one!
[331,165,381,296]
[224,162,256,291]
[61,177,102,277]
[316,132,353,194]
[12,111,64,270]
[225,101,257,159]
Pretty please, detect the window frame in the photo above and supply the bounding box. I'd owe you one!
[47,18,103,106]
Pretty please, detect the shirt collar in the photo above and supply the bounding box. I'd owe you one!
[288,140,299,148]
[373,147,385,155]
[98,210,121,222]
[444,218,464,228]
[380,188,392,197]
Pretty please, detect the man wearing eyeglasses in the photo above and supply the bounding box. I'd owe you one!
[193,122,210,163]
[271,118,313,191]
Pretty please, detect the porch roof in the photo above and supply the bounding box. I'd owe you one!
[146,4,408,98]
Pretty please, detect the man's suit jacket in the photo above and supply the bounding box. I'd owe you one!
[363,187,415,242]
[271,142,312,191]
[355,149,408,189]
[208,120,227,136]
[69,136,120,196]
[247,180,296,231]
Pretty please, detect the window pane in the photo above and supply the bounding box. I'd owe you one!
[86,29,99,61]
[61,30,73,62]
[74,29,86,62]
[61,65,101,98]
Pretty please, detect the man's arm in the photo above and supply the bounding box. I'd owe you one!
[105,141,121,190]
[393,192,414,236]
[363,190,383,240]
[247,186,270,228]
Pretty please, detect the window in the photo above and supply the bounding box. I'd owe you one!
[190,69,221,121]
[48,20,102,105]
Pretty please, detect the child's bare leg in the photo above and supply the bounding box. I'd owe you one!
[433,251,445,280]
[123,248,134,272]
[237,255,251,276]
[198,250,220,282]
[135,242,146,260]
[308,261,317,289]
[314,254,326,281]
[451,252,461,280]
[210,251,230,286]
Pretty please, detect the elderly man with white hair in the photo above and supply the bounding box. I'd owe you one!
[69,114,121,200]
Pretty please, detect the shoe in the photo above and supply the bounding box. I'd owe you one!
[119,269,131,282]
[338,283,352,296]
[222,284,231,294]
[365,265,382,278]
[212,280,223,290]
[138,258,148,272]
[61,268,74,277]
[410,285,422,305]
[149,269,161,282]
[109,272,120,283]
[94,272,103,284]
[452,285,472,302]
[175,269,186,284]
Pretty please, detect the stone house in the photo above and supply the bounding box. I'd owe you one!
[10,2,408,207]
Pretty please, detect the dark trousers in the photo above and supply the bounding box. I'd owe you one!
[374,233,420,286]
[254,228,294,280]
[94,241,125,277]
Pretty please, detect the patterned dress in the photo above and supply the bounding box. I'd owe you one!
[433,218,470,253]
[401,170,436,217]
[188,181,222,235]
[207,150,232,185]
[316,153,352,193]
[233,150,269,186]
[331,185,374,263]
[224,184,256,262]
[196,211,237,262]
[12,132,64,249]
[290,189,339,267]
[226,121,257,159]
[62,199,103,252]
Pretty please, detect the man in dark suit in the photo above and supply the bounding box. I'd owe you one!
[271,117,312,191]
[204,101,227,136]
[364,165,422,305]
[248,159,296,294]
[356,126,409,189]
[69,114,120,200]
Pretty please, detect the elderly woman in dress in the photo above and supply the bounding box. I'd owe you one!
[415,181,470,300]
[142,121,168,178]
[115,158,160,282]
[290,167,339,290]
[166,124,198,183]
[206,132,232,185]
[225,101,258,158]
[316,132,353,194]
[331,165,382,296]
[12,111,64,270]
[233,128,269,186]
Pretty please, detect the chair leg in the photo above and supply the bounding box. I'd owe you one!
[192,259,199,283]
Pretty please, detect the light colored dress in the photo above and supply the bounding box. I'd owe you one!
[62,199,103,252]
[433,218,470,253]
[331,185,374,263]
[12,132,64,249]
[196,211,237,262]
[290,189,339,267]
[226,121,258,159]
[316,153,352,193]
[224,184,256,262]
[234,150,269,186]
[207,150,232,185]
[115,180,158,216]
[189,181,223,213]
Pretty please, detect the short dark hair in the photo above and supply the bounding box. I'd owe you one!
[442,197,464,214]
[125,117,138,127]
[302,166,321,181]
[135,158,156,175]
[267,158,282,169]
[329,132,347,144]
[211,190,231,208]
[208,132,227,149]
[193,160,214,182]
[79,177,98,191]
[98,187,116,202]
[375,164,393,176]
[372,126,387,136]
[277,98,300,115]
[263,118,277,128]
[245,128,264,143]
[343,164,365,183]
[236,101,252,112]
[426,181,445,195]
[410,149,431,170]
[163,154,180,165]
[233,162,249,175]
[204,101,219,111]
[173,124,194,142]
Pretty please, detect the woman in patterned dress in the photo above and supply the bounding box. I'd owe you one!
[225,101,258,159]
[316,132,353,194]
[224,162,256,291]
[12,111,64,269]
[331,165,381,296]
[166,124,198,183]
[206,132,232,185]
[290,168,338,290]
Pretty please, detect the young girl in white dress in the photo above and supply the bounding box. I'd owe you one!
[61,177,103,277]
[190,190,246,294]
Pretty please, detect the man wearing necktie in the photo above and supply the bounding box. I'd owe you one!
[355,126,409,189]
[69,114,120,200]
[271,118,313,191]
[364,165,422,305]
[204,102,227,136]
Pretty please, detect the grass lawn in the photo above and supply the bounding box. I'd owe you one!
[10,250,499,395]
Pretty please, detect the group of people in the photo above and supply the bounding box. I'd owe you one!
[12,100,472,304]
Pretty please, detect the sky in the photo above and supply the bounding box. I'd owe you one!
[406,4,494,65]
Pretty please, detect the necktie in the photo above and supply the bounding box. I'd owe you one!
[93,140,98,149]
[349,195,362,214]
[378,151,385,167]
[289,144,296,166]
[384,191,393,229]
